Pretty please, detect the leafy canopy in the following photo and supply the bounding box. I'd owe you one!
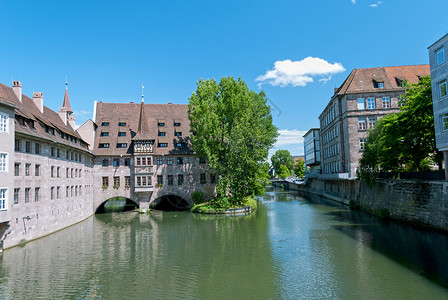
[271,149,295,174]
[293,159,305,179]
[358,75,443,183]
[188,77,278,207]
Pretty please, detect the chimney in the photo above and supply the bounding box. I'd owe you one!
[12,81,22,102]
[33,92,44,113]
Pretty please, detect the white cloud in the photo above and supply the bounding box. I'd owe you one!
[370,1,382,7]
[269,129,307,158]
[74,110,92,116]
[351,0,356,4]
[256,57,345,88]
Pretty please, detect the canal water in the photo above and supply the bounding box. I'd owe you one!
[1,189,448,299]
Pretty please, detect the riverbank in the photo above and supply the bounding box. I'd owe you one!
[273,178,448,232]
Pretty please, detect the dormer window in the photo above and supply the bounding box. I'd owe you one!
[158,132,166,136]
[136,143,141,148]
[101,122,109,126]
[158,122,165,127]
[100,132,109,137]
[373,80,384,88]
[118,122,126,126]
[378,82,384,88]
[174,122,181,126]
[118,132,126,137]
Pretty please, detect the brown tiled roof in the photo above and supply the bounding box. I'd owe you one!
[94,102,192,156]
[0,82,88,151]
[335,64,430,95]
[133,100,151,140]
[62,88,73,112]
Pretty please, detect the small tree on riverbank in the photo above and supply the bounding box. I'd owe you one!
[271,149,295,176]
[188,77,278,207]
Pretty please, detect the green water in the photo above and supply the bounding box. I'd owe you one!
[1,190,448,299]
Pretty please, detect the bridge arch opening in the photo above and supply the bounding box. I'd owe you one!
[95,197,138,214]
[152,195,191,211]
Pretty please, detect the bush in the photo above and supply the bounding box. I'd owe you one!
[191,191,205,204]
[243,196,257,210]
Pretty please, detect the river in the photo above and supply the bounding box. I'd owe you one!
[1,189,448,299]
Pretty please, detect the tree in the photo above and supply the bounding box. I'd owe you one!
[277,164,291,179]
[293,159,305,179]
[358,76,443,183]
[188,77,278,207]
[271,150,295,175]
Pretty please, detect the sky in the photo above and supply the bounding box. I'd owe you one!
[0,0,447,156]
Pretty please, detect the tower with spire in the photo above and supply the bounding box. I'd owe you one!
[58,79,76,129]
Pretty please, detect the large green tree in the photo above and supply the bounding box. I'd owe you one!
[358,75,443,183]
[271,149,295,175]
[293,159,306,179]
[188,77,278,207]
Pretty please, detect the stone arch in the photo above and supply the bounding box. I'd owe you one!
[151,193,192,211]
[94,196,139,214]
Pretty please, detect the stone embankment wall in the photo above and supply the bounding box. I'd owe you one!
[273,179,448,231]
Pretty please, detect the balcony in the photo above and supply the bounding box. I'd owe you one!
[135,165,154,174]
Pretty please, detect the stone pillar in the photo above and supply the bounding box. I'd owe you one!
[444,151,448,181]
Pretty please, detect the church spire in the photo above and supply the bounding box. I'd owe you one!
[62,78,73,113]
[137,92,149,135]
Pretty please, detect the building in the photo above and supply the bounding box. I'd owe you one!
[0,81,94,249]
[303,128,320,175]
[429,33,448,180]
[87,99,216,212]
[319,65,430,178]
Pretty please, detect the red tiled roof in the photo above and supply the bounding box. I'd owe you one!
[62,88,73,112]
[94,102,192,156]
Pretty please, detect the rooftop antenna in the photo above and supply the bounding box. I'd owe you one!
[141,83,144,103]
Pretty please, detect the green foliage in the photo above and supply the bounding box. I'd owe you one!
[293,159,305,179]
[271,149,295,174]
[358,76,443,182]
[188,77,278,206]
[243,196,258,210]
[277,164,291,179]
[191,196,257,214]
[191,191,205,204]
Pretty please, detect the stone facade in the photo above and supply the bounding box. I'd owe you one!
[319,65,430,178]
[429,33,448,179]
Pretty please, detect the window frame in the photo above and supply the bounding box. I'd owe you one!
[0,153,7,172]
[0,188,7,210]
[367,97,376,109]
[357,98,365,110]
[0,112,8,133]
[436,47,446,66]
[441,114,448,132]
[382,97,391,108]
[439,80,447,98]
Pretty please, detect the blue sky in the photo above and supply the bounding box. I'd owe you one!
[0,0,447,156]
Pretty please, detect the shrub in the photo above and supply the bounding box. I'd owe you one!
[243,196,257,210]
[191,191,204,204]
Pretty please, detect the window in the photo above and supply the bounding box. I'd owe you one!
[113,158,120,167]
[200,173,206,184]
[125,176,130,187]
[168,175,173,185]
[71,186,74,197]
[26,141,31,153]
[57,167,60,177]
[0,188,6,210]
[114,176,120,187]
[99,143,110,148]
[157,158,163,165]
[50,166,54,177]
[357,98,365,110]
[26,163,31,176]
[0,113,7,133]
[118,132,126,137]
[174,132,182,137]
[118,122,126,126]
[14,139,20,152]
[101,122,109,126]
[147,176,152,186]
[177,157,183,165]
[116,143,127,148]
[57,186,60,199]
[35,143,40,154]
[157,175,163,186]
[0,153,7,172]
[57,148,60,158]
[158,132,166,137]
[360,138,367,150]
[125,158,130,166]
[367,97,375,109]
[174,122,181,126]
[176,143,184,147]
[142,176,146,186]
[358,118,366,130]
[102,177,109,187]
[100,132,109,137]
[368,118,376,129]
[102,159,109,166]
[436,47,445,66]
[51,146,55,156]
[25,188,30,203]
[442,114,448,131]
[146,157,151,165]
[136,157,141,166]
[178,174,184,186]
[382,97,390,108]
[14,163,20,176]
[167,158,173,165]
[210,174,217,184]
[66,186,69,197]
[14,188,19,204]
[141,157,146,165]
[158,122,165,127]
[378,82,384,89]
[34,164,40,176]
[137,176,141,186]
[439,80,447,98]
